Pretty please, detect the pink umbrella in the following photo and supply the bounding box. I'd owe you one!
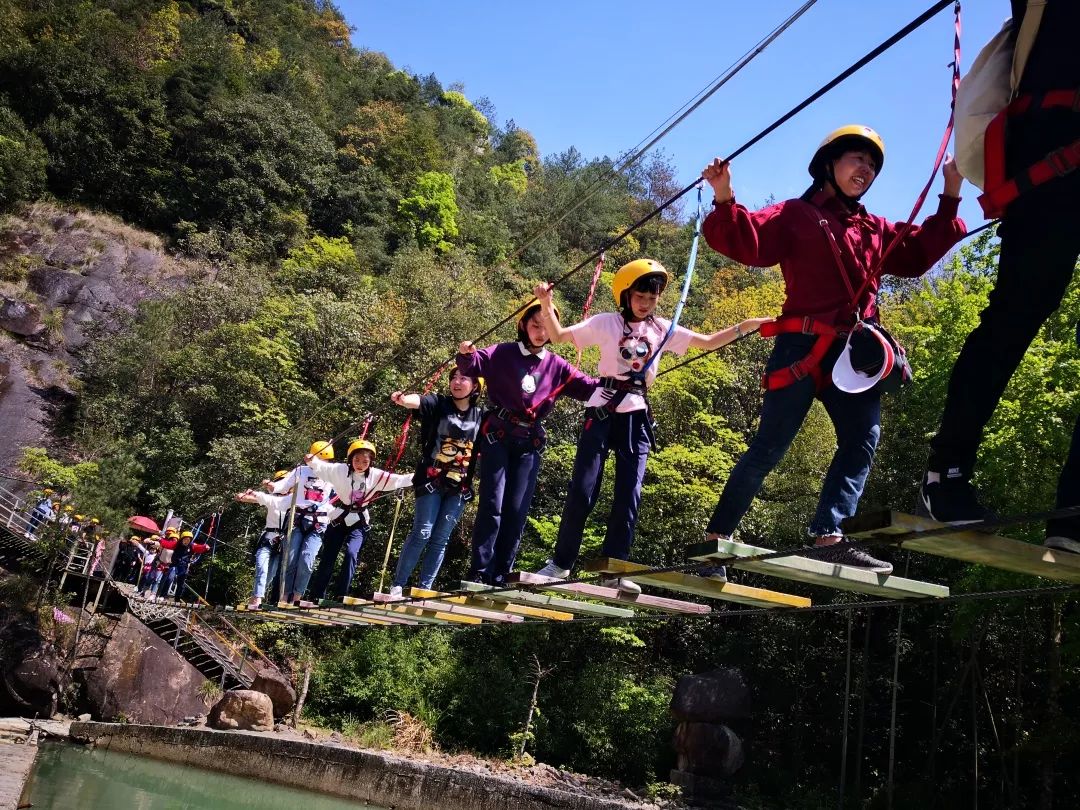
[128,515,160,535]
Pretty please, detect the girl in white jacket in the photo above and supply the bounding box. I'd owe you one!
[305,439,413,602]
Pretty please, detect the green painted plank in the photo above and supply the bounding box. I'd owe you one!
[844,510,1080,585]
[686,538,949,599]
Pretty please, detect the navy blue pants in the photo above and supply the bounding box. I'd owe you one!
[308,521,368,600]
[469,434,542,584]
[708,333,882,538]
[553,409,651,570]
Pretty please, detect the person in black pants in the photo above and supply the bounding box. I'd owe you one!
[922,0,1080,553]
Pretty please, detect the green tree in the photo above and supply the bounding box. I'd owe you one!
[398,171,460,252]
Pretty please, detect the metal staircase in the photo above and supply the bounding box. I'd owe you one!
[0,480,281,693]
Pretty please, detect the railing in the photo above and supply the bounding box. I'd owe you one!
[0,481,32,536]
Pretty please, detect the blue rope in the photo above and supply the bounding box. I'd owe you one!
[637,182,705,378]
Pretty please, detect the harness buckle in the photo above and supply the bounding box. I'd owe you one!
[789,360,809,380]
[801,316,815,335]
[1047,148,1077,178]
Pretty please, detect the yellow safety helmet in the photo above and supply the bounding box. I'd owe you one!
[808,125,885,180]
[180,530,194,540]
[74,514,84,521]
[166,526,179,536]
[90,517,100,525]
[43,488,54,495]
[129,535,141,542]
[50,501,59,509]
[271,469,289,482]
[63,505,73,513]
[347,439,377,459]
[611,259,670,307]
[309,440,334,461]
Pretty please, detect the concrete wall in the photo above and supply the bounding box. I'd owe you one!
[69,722,644,810]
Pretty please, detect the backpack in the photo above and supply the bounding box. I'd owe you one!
[954,0,1047,190]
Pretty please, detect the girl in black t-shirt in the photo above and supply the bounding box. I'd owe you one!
[388,369,483,597]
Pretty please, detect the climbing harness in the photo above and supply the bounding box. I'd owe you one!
[760,1,960,393]
[978,90,1080,218]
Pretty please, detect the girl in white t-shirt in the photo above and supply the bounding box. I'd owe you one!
[532,259,768,593]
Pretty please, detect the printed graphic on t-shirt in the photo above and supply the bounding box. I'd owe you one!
[426,409,480,487]
[617,332,653,374]
[520,373,537,394]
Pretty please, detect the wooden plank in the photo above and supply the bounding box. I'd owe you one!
[585,558,811,609]
[371,591,522,623]
[315,601,420,627]
[458,581,635,619]
[844,510,1080,584]
[412,587,578,626]
[340,595,465,626]
[507,572,712,615]
[351,594,482,626]
[407,588,570,622]
[686,538,949,600]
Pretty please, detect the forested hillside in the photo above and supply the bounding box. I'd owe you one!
[1,2,1078,807]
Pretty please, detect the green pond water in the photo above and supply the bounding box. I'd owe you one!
[26,741,387,809]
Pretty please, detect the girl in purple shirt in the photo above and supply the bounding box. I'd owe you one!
[457,301,597,584]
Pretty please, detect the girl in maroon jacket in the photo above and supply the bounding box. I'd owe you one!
[700,125,965,572]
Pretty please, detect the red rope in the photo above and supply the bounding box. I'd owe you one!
[575,252,605,366]
[848,1,961,317]
[361,361,450,507]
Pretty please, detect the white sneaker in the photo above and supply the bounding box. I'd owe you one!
[388,586,403,599]
[600,576,642,596]
[534,561,570,579]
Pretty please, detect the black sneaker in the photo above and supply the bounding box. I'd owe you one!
[1045,536,1080,555]
[920,469,992,525]
[805,540,893,574]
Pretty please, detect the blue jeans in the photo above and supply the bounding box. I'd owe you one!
[553,409,651,570]
[308,520,368,600]
[139,566,161,595]
[252,544,281,600]
[157,566,177,597]
[283,517,324,599]
[394,490,467,589]
[470,435,543,584]
[708,333,882,538]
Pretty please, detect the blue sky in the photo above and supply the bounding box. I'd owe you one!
[339,1,1007,229]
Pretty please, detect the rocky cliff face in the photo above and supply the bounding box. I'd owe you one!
[0,204,203,485]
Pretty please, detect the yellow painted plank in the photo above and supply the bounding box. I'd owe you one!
[586,558,811,609]
[844,511,1080,584]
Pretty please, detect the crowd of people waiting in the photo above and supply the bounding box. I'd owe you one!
[22,487,212,603]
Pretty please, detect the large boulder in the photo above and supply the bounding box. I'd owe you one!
[79,611,210,725]
[2,644,62,717]
[208,689,274,732]
[671,668,751,723]
[251,669,296,718]
[0,296,43,337]
[672,721,745,776]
